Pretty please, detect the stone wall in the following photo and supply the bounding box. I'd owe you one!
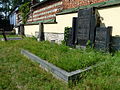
[44,32,64,44]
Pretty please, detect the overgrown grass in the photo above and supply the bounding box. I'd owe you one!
[0,40,69,90]
[76,51,120,90]
[0,38,120,90]
[22,38,112,72]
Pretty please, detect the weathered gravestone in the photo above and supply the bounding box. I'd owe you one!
[64,27,73,47]
[19,24,24,36]
[94,27,112,52]
[111,36,120,51]
[74,8,100,47]
[65,17,77,47]
[37,23,44,41]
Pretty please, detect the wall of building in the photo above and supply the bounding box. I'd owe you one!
[62,0,107,9]
[28,0,108,24]
[44,13,77,43]
[24,5,120,43]
[98,6,120,36]
[24,24,39,37]
[9,13,16,26]
[9,7,18,26]
[44,13,77,33]
[28,0,63,23]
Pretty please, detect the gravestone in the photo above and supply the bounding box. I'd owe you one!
[75,8,99,47]
[111,36,120,51]
[37,23,44,41]
[64,27,73,47]
[71,17,78,47]
[64,17,78,47]
[94,27,112,51]
[19,24,24,36]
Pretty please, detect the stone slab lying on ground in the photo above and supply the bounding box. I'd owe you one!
[21,49,97,83]
[0,37,22,41]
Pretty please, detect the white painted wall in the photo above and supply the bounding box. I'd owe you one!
[24,25,39,36]
[98,6,120,36]
[15,27,18,34]
[24,6,120,37]
[44,13,78,33]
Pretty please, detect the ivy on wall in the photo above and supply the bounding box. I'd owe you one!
[64,27,72,45]
[19,2,30,24]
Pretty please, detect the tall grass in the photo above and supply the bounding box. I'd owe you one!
[22,38,112,72]
[0,40,69,90]
[0,38,120,90]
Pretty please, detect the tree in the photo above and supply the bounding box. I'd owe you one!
[0,0,31,18]
[0,14,7,41]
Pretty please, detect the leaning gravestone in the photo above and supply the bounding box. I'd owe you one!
[94,27,112,52]
[75,8,99,47]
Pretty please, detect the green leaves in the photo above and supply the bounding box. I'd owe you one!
[19,2,30,24]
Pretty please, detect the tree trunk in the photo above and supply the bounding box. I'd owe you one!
[1,28,7,41]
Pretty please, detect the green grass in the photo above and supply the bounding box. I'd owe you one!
[22,38,112,72]
[0,38,120,90]
[0,40,69,90]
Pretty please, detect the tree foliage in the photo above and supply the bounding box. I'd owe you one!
[0,0,31,18]
[19,2,30,24]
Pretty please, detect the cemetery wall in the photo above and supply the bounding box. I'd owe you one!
[15,27,19,35]
[23,5,120,44]
[44,13,77,33]
[43,13,77,43]
[43,6,120,43]
[44,32,64,44]
[24,24,39,37]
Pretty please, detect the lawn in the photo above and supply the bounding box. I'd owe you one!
[22,38,112,72]
[0,38,120,90]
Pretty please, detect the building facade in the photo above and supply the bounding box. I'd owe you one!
[23,0,120,44]
[16,0,108,25]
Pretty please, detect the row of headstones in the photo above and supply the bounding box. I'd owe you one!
[66,8,112,52]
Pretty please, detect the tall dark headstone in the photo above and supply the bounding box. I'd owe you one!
[20,24,24,36]
[65,17,78,47]
[71,17,78,47]
[94,27,112,52]
[75,8,99,47]
[38,23,44,41]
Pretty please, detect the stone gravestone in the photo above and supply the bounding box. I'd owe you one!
[19,24,24,36]
[94,27,112,52]
[75,8,99,47]
[66,17,77,47]
[111,36,120,51]
[37,23,44,41]
[64,27,72,47]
